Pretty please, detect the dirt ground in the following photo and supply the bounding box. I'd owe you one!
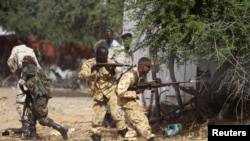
[0,87,208,141]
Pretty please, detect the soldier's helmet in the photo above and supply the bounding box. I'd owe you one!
[22,55,36,64]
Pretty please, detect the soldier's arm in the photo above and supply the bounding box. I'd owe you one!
[78,60,97,79]
[117,72,137,99]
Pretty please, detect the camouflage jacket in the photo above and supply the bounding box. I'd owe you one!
[116,68,147,109]
[21,64,51,99]
[78,58,117,101]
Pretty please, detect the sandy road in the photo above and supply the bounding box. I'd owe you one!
[0,87,207,141]
[0,87,94,141]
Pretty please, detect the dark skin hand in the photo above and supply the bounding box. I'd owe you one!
[91,66,100,73]
[136,89,144,94]
[105,66,116,75]
[153,77,162,84]
[136,63,152,94]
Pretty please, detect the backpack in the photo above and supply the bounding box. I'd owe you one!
[37,70,51,94]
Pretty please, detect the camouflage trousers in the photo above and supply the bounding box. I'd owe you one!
[27,96,54,128]
[122,105,155,140]
[91,94,126,135]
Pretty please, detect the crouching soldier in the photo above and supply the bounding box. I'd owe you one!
[19,55,68,140]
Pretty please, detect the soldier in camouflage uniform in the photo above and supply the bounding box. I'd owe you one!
[19,55,68,140]
[116,57,155,141]
[78,46,128,141]
[110,32,133,80]
[103,32,134,127]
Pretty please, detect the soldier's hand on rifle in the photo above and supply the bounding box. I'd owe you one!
[105,66,116,75]
[18,79,29,93]
[18,79,25,85]
[153,77,162,84]
[135,89,144,94]
[91,65,100,73]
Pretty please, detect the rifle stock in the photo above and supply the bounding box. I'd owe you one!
[92,63,135,72]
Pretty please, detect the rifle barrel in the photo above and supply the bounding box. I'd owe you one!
[95,63,134,67]
[128,81,193,90]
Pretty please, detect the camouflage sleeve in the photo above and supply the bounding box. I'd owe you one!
[96,59,117,81]
[78,59,96,79]
[117,71,137,99]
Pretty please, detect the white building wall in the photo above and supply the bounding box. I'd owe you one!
[123,7,154,109]
[156,61,197,106]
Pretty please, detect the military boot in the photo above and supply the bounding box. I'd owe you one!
[21,126,37,140]
[29,126,37,140]
[14,120,30,134]
[52,123,68,140]
[102,112,115,128]
[21,120,30,134]
[91,134,101,141]
[118,128,128,137]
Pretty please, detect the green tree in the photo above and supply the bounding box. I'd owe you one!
[125,0,250,122]
[0,0,125,74]
[0,0,124,46]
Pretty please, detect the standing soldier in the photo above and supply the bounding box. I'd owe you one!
[105,29,121,58]
[19,55,68,140]
[103,32,134,127]
[116,57,155,141]
[78,46,127,141]
[7,36,41,134]
[111,32,134,80]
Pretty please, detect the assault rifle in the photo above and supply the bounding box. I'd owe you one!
[19,84,32,121]
[93,63,135,68]
[91,63,135,73]
[128,79,196,91]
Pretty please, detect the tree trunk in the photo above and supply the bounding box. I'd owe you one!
[168,50,183,107]
[151,65,161,118]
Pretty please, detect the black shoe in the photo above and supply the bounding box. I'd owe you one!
[118,128,128,137]
[21,120,30,134]
[29,128,37,140]
[2,130,10,136]
[22,126,37,140]
[91,134,101,141]
[52,123,68,140]
[102,113,116,128]
[13,120,30,134]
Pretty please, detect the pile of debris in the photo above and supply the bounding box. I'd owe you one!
[0,65,88,90]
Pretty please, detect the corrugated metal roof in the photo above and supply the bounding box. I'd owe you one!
[0,27,15,36]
